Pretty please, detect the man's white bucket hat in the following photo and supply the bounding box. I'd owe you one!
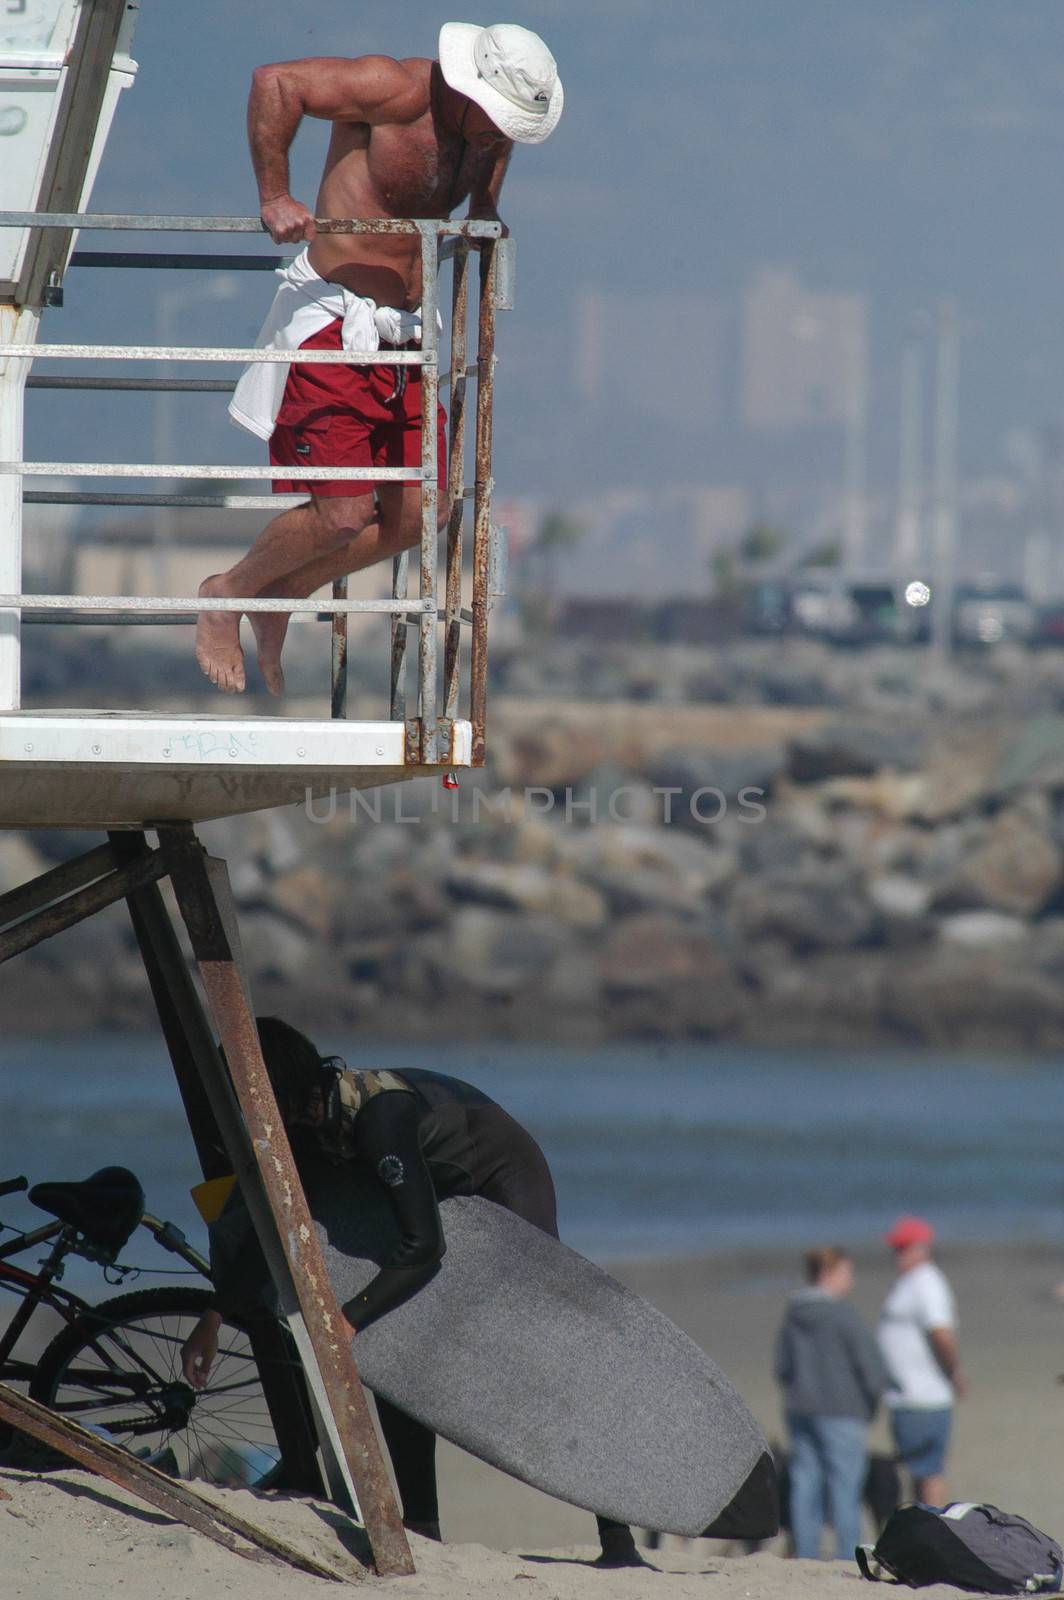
[439,22,563,144]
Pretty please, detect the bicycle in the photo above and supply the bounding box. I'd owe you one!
[0,1168,283,1487]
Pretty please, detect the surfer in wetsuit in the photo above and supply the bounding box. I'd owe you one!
[180,1017,646,1566]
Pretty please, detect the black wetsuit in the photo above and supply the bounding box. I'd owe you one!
[335,1067,559,1333]
[214,1065,778,1550]
[213,1065,632,1548]
[323,1067,569,1536]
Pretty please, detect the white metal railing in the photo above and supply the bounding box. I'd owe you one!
[0,212,510,764]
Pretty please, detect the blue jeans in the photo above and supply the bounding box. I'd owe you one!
[786,1412,868,1561]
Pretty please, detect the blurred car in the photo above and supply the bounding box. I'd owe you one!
[952,579,1034,646]
[1032,601,1064,648]
[789,580,860,639]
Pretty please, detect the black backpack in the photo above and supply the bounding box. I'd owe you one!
[857,1503,1063,1594]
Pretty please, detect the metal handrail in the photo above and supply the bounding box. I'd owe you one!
[1,593,433,614]
[0,210,503,763]
[0,344,427,363]
[1,593,434,614]
[0,212,502,238]
[3,463,428,481]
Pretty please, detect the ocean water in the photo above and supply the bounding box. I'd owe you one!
[2,1037,1063,1297]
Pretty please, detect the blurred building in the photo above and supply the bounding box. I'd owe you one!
[741,267,867,431]
[574,287,729,429]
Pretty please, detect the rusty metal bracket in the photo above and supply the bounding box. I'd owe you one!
[159,824,414,1578]
[0,1383,344,1580]
[330,575,348,721]
[404,716,460,767]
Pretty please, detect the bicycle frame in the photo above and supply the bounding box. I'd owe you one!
[0,1205,211,1382]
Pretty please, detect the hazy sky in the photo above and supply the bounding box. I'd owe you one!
[26,0,1064,526]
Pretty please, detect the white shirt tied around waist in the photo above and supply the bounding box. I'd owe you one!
[877,1259,957,1410]
[228,247,426,442]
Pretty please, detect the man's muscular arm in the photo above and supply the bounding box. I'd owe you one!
[248,55,424,243]
[467,141,513,236]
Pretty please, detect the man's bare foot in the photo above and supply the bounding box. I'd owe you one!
[248,608,288,697]
[195,574,246,693]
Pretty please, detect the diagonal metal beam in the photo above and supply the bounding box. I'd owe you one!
[159,825,414,1579]
[0,1383,344,1580]
[0,848,167,963]
[0,841,115,930]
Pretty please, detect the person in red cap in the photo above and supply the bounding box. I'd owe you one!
[876,1217,966,1506]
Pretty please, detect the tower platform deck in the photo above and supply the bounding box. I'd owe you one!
[0,709,471,827]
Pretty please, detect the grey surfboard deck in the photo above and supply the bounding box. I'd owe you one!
[306,1182,768,1536]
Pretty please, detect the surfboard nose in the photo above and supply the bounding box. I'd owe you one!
[701,1450,781,1542]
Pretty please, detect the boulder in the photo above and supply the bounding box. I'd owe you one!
[445,862,607,929]
[237,909,319,982]
[565,764,661,828]
[738,820,810,875]
[596,913,747,1037]
[882,949,1064,1047]
[647,746,786,819]
[816,772,928,822]
[866,874,933,919]
[787,720,928,782]
[737,951,888,1047]
[597,912,735,995]
[421,907,575,997]
[271,865,341,937]
[562,823,738,898]
[933,808,1063,917]
[937,911,1030,948]
[728,871,880,952]
[988,713,1064,799]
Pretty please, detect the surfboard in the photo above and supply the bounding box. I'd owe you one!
[302,1178,772,1537]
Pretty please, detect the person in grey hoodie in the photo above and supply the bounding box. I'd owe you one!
[775,1246,890,1561]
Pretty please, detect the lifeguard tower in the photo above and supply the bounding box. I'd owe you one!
[0,3,513,1576]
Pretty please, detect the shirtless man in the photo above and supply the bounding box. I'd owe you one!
[195,22,563,694]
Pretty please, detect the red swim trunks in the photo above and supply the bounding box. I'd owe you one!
[268,317,447,500]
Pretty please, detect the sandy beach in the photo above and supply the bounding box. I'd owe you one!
[5,1240,1064,1597]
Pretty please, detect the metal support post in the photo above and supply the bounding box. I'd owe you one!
[160,826,413,1578]
[389,552,409,721]
[331,576,349,721]
[470,243,498,766]
[417,228,440,765]
[444,243,470,721]
[109,831,326,1496]
[0,304,37,710]
[15,0,132,309]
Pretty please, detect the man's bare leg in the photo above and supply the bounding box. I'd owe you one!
[245,484,443,694]
[915,1473,947,1507]
[195,495,378,692]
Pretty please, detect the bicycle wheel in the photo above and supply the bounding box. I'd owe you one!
[29,1286,282,1487]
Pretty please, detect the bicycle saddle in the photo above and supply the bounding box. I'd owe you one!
[29,1166,145,1257]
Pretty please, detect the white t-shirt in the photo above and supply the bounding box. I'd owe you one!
[877,1260,957,1409]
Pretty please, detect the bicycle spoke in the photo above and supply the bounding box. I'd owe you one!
[32,1295,282,1487]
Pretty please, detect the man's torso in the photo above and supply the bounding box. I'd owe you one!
[308,56,479,307]
[877,1261,956,1409]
